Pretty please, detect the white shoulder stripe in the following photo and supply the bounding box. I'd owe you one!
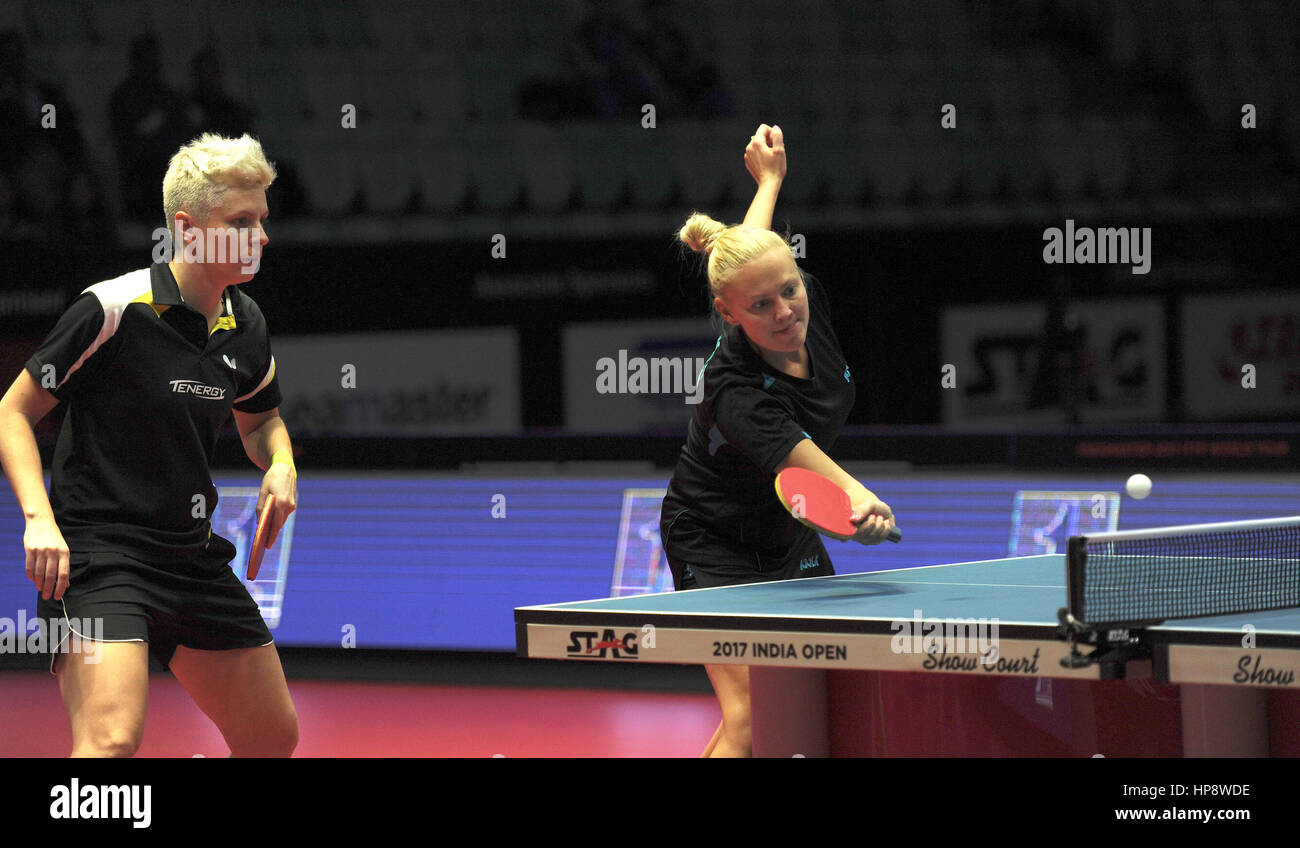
[235,356,276,404]
[60,269,152,389]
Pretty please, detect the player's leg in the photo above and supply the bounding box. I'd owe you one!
[704,663,751,757]
[169,643,298,757]
[701,721,724,757]
[658,533,752,757]
[56,640,150,758]
[164,535,297,756]
[698,541,830,758]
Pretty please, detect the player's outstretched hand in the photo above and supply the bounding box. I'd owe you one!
[850,498,894,546]
[25,514,70,600]
[745,124,786,185]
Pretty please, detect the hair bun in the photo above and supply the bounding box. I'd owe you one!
[679,212,725,255]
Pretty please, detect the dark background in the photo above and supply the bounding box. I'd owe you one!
[0,0,1294,468]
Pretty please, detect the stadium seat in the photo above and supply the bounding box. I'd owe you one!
[670,121,747,210]
[360,49,420,126]
[356,129,416,214]
[26,0,93,44]
[622,125,676,209]
[1123,116,1176,196]
[0,2,23,31]
[365,0,424,51]
[983,54,1030,120]
[412,128,471,214]
[568,124,629,210]
[408,51,468,128]
[999,123,1047,201]
[311,0,369,49]
[912,118,960,202]
[893,50,939,122]
[297,128,361,215]
[1022,50,1068,115]
[1082,116,1130,199]
[864,123,914,204]
[84,1,150,47]
[958,125,1002,200]
[49,45,119,144]
[817,121,868,204]
[247,54,311,124]
[798,125,847,205]
[464,53,517,123]
[299,47,366,123]
[255,1,315,48]
[804,54,855,125]
[511,122,575,213]
[465,123,523,211]
[202,0,258,52]
[853,53,896,123]
[933,0,971,55]
[1038,115,1087,200]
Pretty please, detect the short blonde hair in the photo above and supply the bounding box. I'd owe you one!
[678,212,795,298]
[162,133,277,238]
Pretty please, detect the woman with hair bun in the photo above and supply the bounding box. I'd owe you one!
[660,124,895,757]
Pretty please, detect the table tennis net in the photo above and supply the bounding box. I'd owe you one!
[1067,517,1300,627]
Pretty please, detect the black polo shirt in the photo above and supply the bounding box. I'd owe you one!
[26,263,281,561]
[661,272,856,566]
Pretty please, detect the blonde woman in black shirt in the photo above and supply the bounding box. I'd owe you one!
[0,133,299,757]
[661,125,895,757]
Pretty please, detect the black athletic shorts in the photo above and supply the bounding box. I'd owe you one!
[661,511,835,590]
[35,534,273,674]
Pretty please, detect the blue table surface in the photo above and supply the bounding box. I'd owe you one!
[520,554,1300,636]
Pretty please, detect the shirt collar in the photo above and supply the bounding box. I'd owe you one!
[150,262,187,307]
[149,263,238,330]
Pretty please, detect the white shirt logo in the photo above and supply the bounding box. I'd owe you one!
[222,355,237,370]
[169,380,226,399]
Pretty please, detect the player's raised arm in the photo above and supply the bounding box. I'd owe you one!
[741,124,786,231]
[776,438,894,545]
[0,370,70,599]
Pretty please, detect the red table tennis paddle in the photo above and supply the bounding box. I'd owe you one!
[247,494,275,580]
[775,467,901,543]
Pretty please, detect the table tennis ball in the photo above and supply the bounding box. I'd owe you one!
[1126,474,1152,500]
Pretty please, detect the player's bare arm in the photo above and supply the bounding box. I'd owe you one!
[776,438,894,545]
[0,370,70,599]
[742,124,786,230]
[233,407,297,545]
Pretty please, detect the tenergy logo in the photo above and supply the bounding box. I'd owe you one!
[50,779,151,828]
[169,380,226,399]
[567,629,639,659]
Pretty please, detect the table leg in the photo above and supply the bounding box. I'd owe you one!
[749,667,829,758]
[1181,684,1269,757]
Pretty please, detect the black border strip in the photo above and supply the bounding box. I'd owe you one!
[514,608,1061,642]
[1144,628,1300,650]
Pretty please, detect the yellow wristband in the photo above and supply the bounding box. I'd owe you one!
[271,449,296,474]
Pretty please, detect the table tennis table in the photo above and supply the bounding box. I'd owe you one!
[516,554,1300,756]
